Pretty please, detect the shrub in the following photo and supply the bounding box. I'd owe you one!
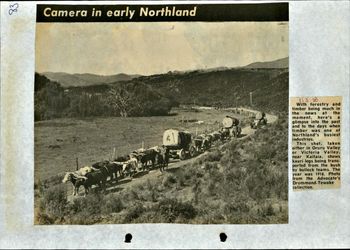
[64,212,99,225]
[203,162,217,171]
[123,202,146,223]
[41,184,67,218]
[162,174,177,187]
[254,143,277,160]
[36,210,55,225]
[263,204,276,217]
[171,169,188,188]
[101,194,124,214]
[137,184,160,202]
[157,198,197,223]
[223,201,250,214]
[69,193,103,215]
[133,211,158,223]
[205,180,217,197]
[204,149,222,162]
[200,168,223,198]
[182,165,197,181]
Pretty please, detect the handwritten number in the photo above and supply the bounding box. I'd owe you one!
[9,3,19,15]
[298,97,319,104]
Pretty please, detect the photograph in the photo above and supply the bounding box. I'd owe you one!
[34,19,289,225]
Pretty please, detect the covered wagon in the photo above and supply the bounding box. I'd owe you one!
[222,115,242,138]
[250,112,267,129]
[162,129,196,160]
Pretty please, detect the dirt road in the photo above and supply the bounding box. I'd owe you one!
[66,110,278,201]
[240,110,278,140]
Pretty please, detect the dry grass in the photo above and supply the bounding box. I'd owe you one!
[35,108,244,182]
[35,109,288,225]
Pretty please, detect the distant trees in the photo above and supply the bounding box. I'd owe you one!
[34,73,176,121]
[35,68,288,121]
[107,81,176,117]
[65,92,114,118]
[34,73,70,121]
[134,69,288,112]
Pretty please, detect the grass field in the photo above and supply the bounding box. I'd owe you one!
[35,112,288,225]
[35,107,246,182]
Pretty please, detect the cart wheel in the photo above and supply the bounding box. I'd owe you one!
[189,145,197,158]
[179,149,187,160]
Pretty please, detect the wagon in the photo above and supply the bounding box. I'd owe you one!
[162,129,197,160]
[222,115,242,137]
[193,134,211,152]
[250,112,267,129]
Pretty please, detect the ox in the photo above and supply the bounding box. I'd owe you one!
[82,169,108,195]
[92,160,123,183]
[62,166,108,196]
[132,149,157,171]
[114,154,130,162]
[62,172,87,196]
[200,134,211,150]
[75,166,95,176]
[219,128,230,141]
[105,161,123,182]
[209,131,221,142]
[121,157,139,177]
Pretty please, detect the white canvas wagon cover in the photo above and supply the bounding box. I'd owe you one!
[163,129,191,147]
[222,116,239,128]
[255,112,265,120]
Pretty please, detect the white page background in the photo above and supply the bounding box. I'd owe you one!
[0,1,349,249]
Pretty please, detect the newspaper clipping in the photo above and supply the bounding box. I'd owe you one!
[291,96,342,190]
[1,0,350,249]
[33,3,289,225]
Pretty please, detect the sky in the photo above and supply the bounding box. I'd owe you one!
[36,22,288,75]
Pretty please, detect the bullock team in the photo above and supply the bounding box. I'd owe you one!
[62,117,243,197]
[62,146,170,196]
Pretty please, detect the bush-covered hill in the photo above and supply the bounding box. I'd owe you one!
[35,73,71,121]
[125,68,288,112]
[34,73,177,121]
[35,65,288,120]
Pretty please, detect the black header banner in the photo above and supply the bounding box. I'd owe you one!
[36,3,289,22]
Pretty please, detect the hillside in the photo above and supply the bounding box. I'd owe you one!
[128,68,288,112]
[244,57,288,69]
[34,73,176,121]
[42,72,141,88]
[36,59,289,119]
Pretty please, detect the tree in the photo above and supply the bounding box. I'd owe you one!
[107,87,136,117]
